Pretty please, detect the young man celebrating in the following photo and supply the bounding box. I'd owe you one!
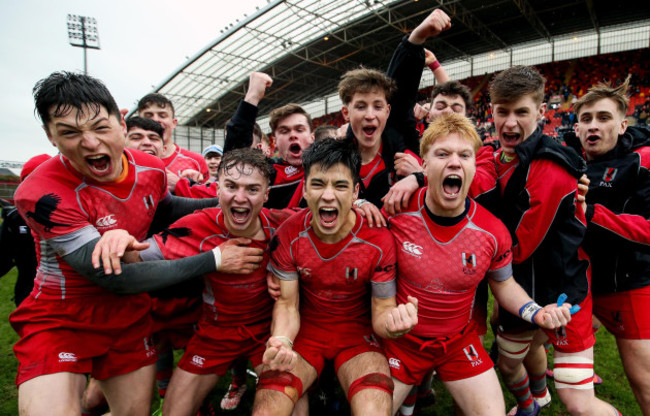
[225,72,314,208]
[569,77,650,414]
[11,72,223,416]
[122,148,296,416]
[384,113,573,416]
[125,116,165,157]
[489,66,620,416]
[252,138,417,416]
[137,93,209,180]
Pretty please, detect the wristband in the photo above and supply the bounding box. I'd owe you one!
[212,246,222,271]
[354,199,369,208]
[412,172,425,188]
[428,60,441,71]
[519,301,542,324]
[268,335,293,348]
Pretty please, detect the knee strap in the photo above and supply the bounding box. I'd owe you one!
[496,332,533,360]
[347,372,394,402]
[257,370,303,403]
[553,356,594,390]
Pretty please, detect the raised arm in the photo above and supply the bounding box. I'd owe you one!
[224,72,272,152]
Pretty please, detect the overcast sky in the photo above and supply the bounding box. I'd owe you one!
[0,0,267,162]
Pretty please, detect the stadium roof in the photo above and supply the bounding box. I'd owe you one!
[152,0,650,129]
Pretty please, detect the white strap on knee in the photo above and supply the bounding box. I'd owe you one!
[553,356,594,390]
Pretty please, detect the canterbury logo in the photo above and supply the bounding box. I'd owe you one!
[96,214,117,228]
[191,355,205,367]
[284,165,299,176]
[402,241,423,257]
[388,358,401,369]
[58,352,77,362]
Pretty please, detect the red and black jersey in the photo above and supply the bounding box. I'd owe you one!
[162,145,209,181]
[149,207,297,326]
[387,188,512,338]
[14,149,168,299]
[269,210,397,327]
[567,127,650,294]
[494,129,590,313]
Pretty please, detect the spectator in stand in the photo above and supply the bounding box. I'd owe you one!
[202,144,223,183]
[125,117,165,157]
[566,76,650,415]
[0,154,50,307]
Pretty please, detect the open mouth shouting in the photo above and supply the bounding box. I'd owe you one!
[501,132,521,148]
[289,143,302,159]
[362,125,378,140]
[442,174,462,199]
[230,207,252,225]
[86,154,113,176]
[585,134,600,145]
[319,207,339,229]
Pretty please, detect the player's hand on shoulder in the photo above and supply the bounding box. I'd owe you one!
[217,237,265,274]
[180,169,203,183]
[382,174,419,216]
[263,336,297,372]
[386,296,418,338]
[92,229,150,275]
[353,199,386,228]
[166,169,180,192]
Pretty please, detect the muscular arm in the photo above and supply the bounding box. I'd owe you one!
[263,276,300,371]
[64,238,216,294]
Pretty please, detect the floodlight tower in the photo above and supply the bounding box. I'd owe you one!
[66,14,100,75]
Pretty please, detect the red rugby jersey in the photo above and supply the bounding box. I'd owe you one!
[151,207,296,326]
[387,188,512,338]
[14,149,168,299]
[269,210,397,327]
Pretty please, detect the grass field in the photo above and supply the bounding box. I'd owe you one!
[0,268,640,415]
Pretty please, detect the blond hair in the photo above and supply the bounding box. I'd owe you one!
[420,113,481,157]
[574,75,631,117]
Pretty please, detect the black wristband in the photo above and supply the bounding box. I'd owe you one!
[412,172,425,188]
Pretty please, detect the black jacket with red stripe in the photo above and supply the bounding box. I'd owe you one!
[566,126,650,295]
[497,128,589,315]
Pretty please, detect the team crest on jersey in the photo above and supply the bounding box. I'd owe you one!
[402,241,423,258]
[143,194,156,210]
[462,253,477,275]
[599,168,617,187]
[345,267,358,283]
[96,214,117,229]
[463,344,483,366]
[364,334,380,348]
[284,165,299,177]
[554,326,569,346]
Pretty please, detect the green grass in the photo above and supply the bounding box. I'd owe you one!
[0,269,641,414]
